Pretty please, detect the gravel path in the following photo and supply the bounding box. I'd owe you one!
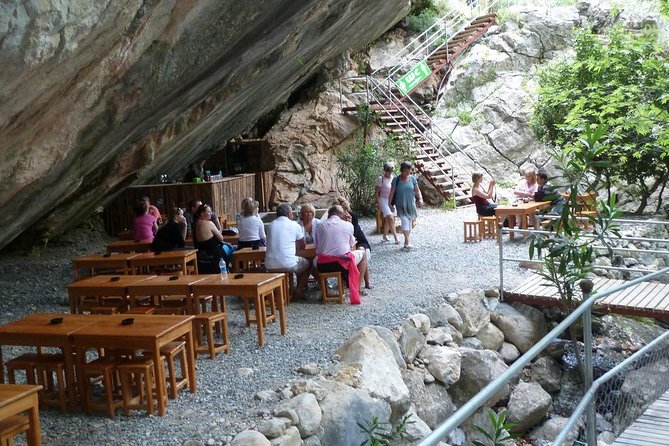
[0,207,534,446]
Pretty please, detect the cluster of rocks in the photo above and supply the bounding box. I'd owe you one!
[592,220,669,281]
[225,289,580,445]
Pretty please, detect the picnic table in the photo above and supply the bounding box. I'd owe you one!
[128,249,198,275]
[0,384,42,445]
[66,275,156,313]
[494,201,550,239]
[106,239,152,254]
[71,252,140,280]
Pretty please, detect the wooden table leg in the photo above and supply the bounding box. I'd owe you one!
[184,329,197,393]
[152,344,167,416]
[277,283,287,336]
[62,344,78,411]
[74,344,87,413]
[0,346,4,384]
[27,392,42,446]
[254,292,265,347]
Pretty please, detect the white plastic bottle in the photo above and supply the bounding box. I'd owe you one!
[219,258,227,275]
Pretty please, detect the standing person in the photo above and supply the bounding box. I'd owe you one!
[514,167,539,199]
[237,197,266,249]
[133,199,158,242]
[315,205,368,304]
[298,203,319,245]
[388,161,423,251]
[265,203,311,300]
[471,172,497,217]
[151,207,187,252]
[535,169,566,215]
[375,162,400,244]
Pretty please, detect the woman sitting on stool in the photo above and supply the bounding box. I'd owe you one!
[471,171,497,217]
[237,197,266,249]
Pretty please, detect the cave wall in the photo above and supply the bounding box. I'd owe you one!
[0,0,410,249]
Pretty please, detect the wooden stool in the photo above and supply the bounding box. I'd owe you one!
[35,356,68,411]
[6,354,40,385]
[81,357,122,417]
[90,306,119,315]
[155,296,189,315]
[319,271,344,304]
[117,358,162,416]
[194,312,230,359]
[157,341,189,399]
[463,220,482,242]
[125,306,157,315]
[481,216,497,239]
[0,415,30,446]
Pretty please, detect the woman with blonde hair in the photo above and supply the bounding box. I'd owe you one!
[375,162,400,244]
[334,196,373,289]
[298,203,319,245]
[237,197,266,249]
[514,167,538,199]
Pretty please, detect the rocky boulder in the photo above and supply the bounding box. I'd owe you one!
[231,430,270,446]
[448,290,490,337]
[398,320,427,364]
[491,302,546,353]
[318,379,392,446]
[426,302,464,332]
[450,348,510,406]
[475,322,505,351]
[335,327,410,415]
[531,356,562,393]
[529,416,581,445]
[498,342,520,364]
[507,381,551,432]
[402,369,457,429]
[419,345,462,385]
[275,393,322,438]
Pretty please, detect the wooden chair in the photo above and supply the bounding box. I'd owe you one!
[157,341,189,399]
[481,216,497,239]
[463,220,482,242]
[319,271,345,304]
[35,356,68,411]
[81,357,122,417]
[0,415,30,446]
[575,191,598,229]
[6,354,40,385]
[194,312,230,359]
[117,357,162,416]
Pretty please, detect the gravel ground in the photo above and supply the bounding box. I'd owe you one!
[0,207,535,446]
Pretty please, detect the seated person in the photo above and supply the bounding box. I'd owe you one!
[265,203,311,300]
[185,198,222,238]
[142,196,162,225]
[334,196,372,289]
[237,197,266,249]
[514,167,538,199]
[133,199,158,242]
[151,207,187,252]
[535,169,566,215]
[314,205,368,304]
[298,203,319,245]
[193,204,227,273]
[471,171,497,217]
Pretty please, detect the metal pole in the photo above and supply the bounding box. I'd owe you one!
[580,279,596,445]
[498,223,504,300]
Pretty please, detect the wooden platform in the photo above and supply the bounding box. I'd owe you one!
[614,389,669,445]
[505,274,669,319]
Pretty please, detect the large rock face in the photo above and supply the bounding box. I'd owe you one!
[0,0,409,249]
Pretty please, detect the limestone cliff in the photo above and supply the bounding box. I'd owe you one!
[0,0,410,249]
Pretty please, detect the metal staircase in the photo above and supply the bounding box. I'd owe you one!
[340,4,501,204]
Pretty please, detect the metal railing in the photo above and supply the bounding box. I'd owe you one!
[418,267,669,446]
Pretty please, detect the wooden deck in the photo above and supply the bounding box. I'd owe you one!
[614,389,669,445]
[505,274,669,319]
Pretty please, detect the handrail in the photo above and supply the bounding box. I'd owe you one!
[553,328,669,445]
[418,266,669,446]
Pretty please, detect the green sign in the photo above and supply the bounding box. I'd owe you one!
[396,60,432,96]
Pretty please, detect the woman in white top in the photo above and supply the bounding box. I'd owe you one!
[298,203,319,245]
[375,162,399,244]
[237,197,266,249]
[514,167,539,198]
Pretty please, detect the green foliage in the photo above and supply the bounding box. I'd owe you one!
[529,126,621,309]
[337,128,414,217]
[532,25,669,213]
[661,0,669,16]
[473,409,517,446]
[407,7,439,33]
[358,413,414,446]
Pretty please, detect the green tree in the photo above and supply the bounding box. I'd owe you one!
[532,25,669,213]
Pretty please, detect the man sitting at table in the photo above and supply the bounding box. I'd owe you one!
[314,205,368,305]
[265,203,311,300]
[535,169,566,215]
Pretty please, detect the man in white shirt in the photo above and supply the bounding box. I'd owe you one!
[265,203,311,300]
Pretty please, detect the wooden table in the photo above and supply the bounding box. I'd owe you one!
[72,314,196,417]
[495,201,550,239]
[66,275,156,313]
[232,247,266,272]
[128,249,198,275]
[0,314,95,411]
[191,273,287,347]
[126,275,209,313]
[106,239,153,254]
[71,253,140,280]
[0,384,42,445]
[296,243,316,260]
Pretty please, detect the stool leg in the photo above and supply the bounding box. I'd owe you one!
[104,370,116,418]
[206,321,215,359]
[166,356,177,399]
[145,368,154,416]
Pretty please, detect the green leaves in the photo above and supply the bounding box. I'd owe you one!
[473,409,517,446]
[357,414,414,446]
[532,25,669,213]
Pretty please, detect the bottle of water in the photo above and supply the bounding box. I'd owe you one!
[219,258,227,276]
